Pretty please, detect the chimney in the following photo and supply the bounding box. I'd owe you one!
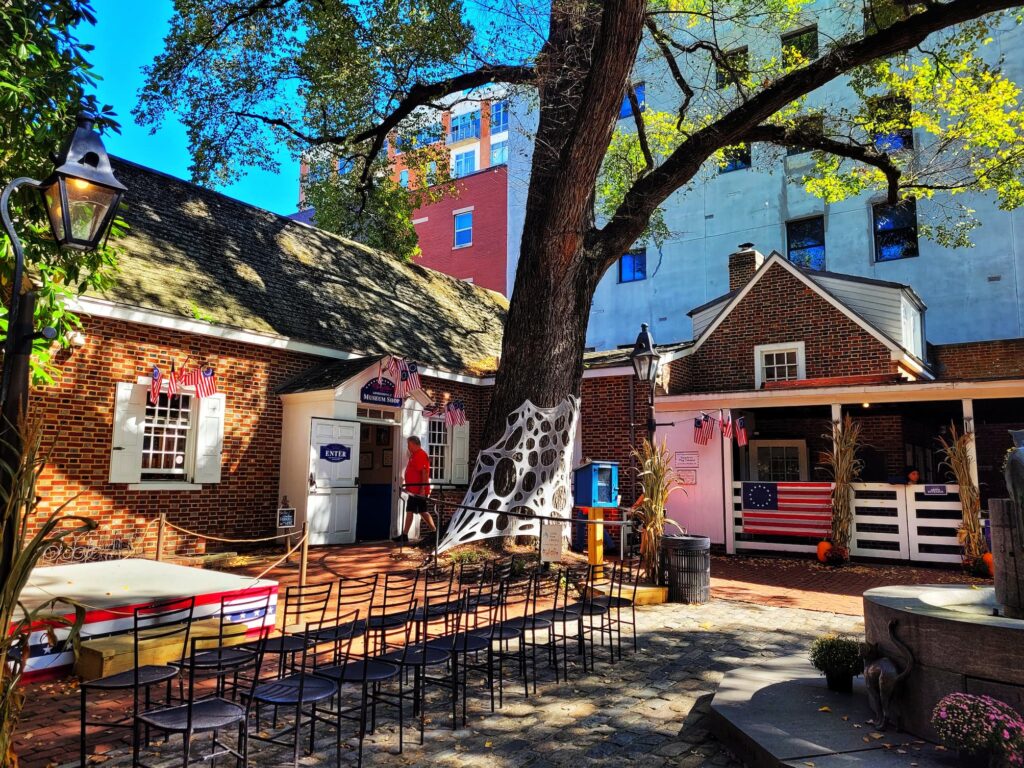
[728,242,765,291]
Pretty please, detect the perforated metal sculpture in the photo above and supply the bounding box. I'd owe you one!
[438,397,580,551]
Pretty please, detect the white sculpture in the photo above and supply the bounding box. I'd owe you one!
[438,396,580,551]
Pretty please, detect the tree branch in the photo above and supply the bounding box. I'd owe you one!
[645,19,695,127]
[596,0,1019,264]
[627,85,654,173]
[746,123,902,203]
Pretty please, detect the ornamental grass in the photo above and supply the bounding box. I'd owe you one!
[932,693,1024,764]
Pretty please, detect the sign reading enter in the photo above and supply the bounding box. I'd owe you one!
[675,452,699,469]
[320,443,352,463]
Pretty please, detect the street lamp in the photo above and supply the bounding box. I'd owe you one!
[1,114,124,574]
[629,323,661,443]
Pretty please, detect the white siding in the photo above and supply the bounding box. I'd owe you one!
[811,276,905,344]
[691,301,727,338]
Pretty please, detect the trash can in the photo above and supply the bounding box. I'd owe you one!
[661,534,711,604]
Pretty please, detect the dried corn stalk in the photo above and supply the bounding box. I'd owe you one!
[821,415,863,552]
[938,422,985,563]
[630,439,683,584]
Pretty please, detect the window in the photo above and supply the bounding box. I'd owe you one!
[719,143,751,173]
[428,419,448,482]
[491,101,509,134]
[142,392,194,480]
[715,48,748,89]
[618,82,646,119]
[399,169,409,188]
[618,248,647,283]
[448,111,481,143]
[754,342,806,388]
[454,210,473,247]
[873,199,919,261]
[786,216,826,270]
[414,123,442,147]
[864,0,922,35]
[749,441,808,482]
[490,140,508,166]
[870,96,913,152]
[781,26,818,61]
[453,149,476,178]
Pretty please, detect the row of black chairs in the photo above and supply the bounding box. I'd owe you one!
[79,557,642,767]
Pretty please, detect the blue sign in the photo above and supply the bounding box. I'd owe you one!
[360,377,402,407]
[320,444,351,463]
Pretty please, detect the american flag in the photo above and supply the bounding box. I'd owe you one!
[395,360,421,398]
[149,366,162,405]
[445,401,467,427]
[735,415,749,447]
[693,414,716,446]
[383,355,400,379]
[167,361,178,397]
[721,410,734,440]
[196,367,218,398]
[423,402,444,418]
[177,367,199,390]
[741,482,832,538]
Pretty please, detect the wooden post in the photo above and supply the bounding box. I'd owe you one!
[587,506,604,578]
[299,522,309,587]
[155,513,166,562]
[990,499,1023,619]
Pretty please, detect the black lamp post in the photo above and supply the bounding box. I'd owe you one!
[629,322,661,444]
[1,114,124,575]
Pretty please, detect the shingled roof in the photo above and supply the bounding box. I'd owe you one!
[93,159,508,374]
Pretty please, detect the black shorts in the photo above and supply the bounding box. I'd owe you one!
[407,495,428,514]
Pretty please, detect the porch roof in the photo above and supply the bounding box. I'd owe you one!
[90,158,507,376]
[277,355,386,394]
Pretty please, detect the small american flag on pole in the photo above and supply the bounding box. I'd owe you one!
[149,366,162,405]
[735,415,749,447]
[196,367,218,398]
[445,401,467,427]
[167,361,178,397]
[693,414,715,446]
[383,355,400,379]
[721,410,734,440]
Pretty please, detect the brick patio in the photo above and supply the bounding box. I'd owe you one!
[12,546,983,767]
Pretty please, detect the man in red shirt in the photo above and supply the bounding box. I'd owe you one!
[394,435,435,543]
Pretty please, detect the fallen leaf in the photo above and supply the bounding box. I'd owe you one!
[485,741,493,748]
[803,762,815,766]
[818,706,831,713]
[870,732,884,740]
[841,715,849,721]
[853,724,862,728]
[863,737,871,743]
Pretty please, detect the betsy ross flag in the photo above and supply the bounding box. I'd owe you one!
[735,415,749,447]
[693,414,716,446]
[721,410,734,439]
[445,401,467,427]
[149,366,162,405]
[395,359,421,398]
[740,482,832,538]
[196,367,218,398]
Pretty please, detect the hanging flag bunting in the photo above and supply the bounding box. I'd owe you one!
[149,366,162,405]
[735,415,749,447]
[721,410,734,440]
[693,414,716,446]
[445,401,467,427]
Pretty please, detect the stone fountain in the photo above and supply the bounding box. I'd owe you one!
[862,430,1024,740]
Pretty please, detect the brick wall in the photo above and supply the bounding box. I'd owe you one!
[28,314,493,557]
[411,165,508,295]
[931,339,1024,380]
[672,262,896,394]
[579,375,647,506]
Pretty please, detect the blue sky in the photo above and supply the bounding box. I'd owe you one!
[77,0,300,215]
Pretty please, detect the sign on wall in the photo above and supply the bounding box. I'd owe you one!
[679,470,698,486]
[540,522,565,563]
[924,484,948,496]
[360,378,402,407]
[320,443,352,463]
[675,452,699,469]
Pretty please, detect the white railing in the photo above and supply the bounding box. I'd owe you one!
[732,481,973,564]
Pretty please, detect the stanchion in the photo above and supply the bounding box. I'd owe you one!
[299,522,309,587]
[155,513,166,562]
[586,506,604,577]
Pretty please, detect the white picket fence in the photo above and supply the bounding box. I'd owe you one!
[731,481,975,564]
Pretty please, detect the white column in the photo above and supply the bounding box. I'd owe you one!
[962,398,980,491]
[722,419,736,555]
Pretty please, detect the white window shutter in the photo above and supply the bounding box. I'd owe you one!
[451,421,470,485]
[109,382,146,484]
[193,394,226,484]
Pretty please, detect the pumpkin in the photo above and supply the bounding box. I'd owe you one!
[982,552,994,577]
[817,540,833,563]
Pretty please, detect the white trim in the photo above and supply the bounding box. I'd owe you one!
[452,206,475,215]
[754,341,806,389]
[582,365,635,379]
[412,217,429,225]
[127,483,204,492]
[657,377,1024,411]
[70,297,493,386]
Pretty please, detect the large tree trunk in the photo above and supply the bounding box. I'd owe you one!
[482,0,647,445]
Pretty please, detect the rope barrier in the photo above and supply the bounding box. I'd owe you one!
[161,518,296,544]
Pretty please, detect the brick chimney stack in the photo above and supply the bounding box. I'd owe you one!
[728,242,765,291]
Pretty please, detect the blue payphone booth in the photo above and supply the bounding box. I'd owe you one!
[571,461,619,551]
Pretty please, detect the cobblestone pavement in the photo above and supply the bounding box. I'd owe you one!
[79,600,862,768]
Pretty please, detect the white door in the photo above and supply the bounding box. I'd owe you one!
[308,417,360,545]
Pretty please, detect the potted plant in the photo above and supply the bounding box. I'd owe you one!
[932,693,1024,767]
[809,634,862,693]
[820,415,864,566]
[630,438,683,584]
